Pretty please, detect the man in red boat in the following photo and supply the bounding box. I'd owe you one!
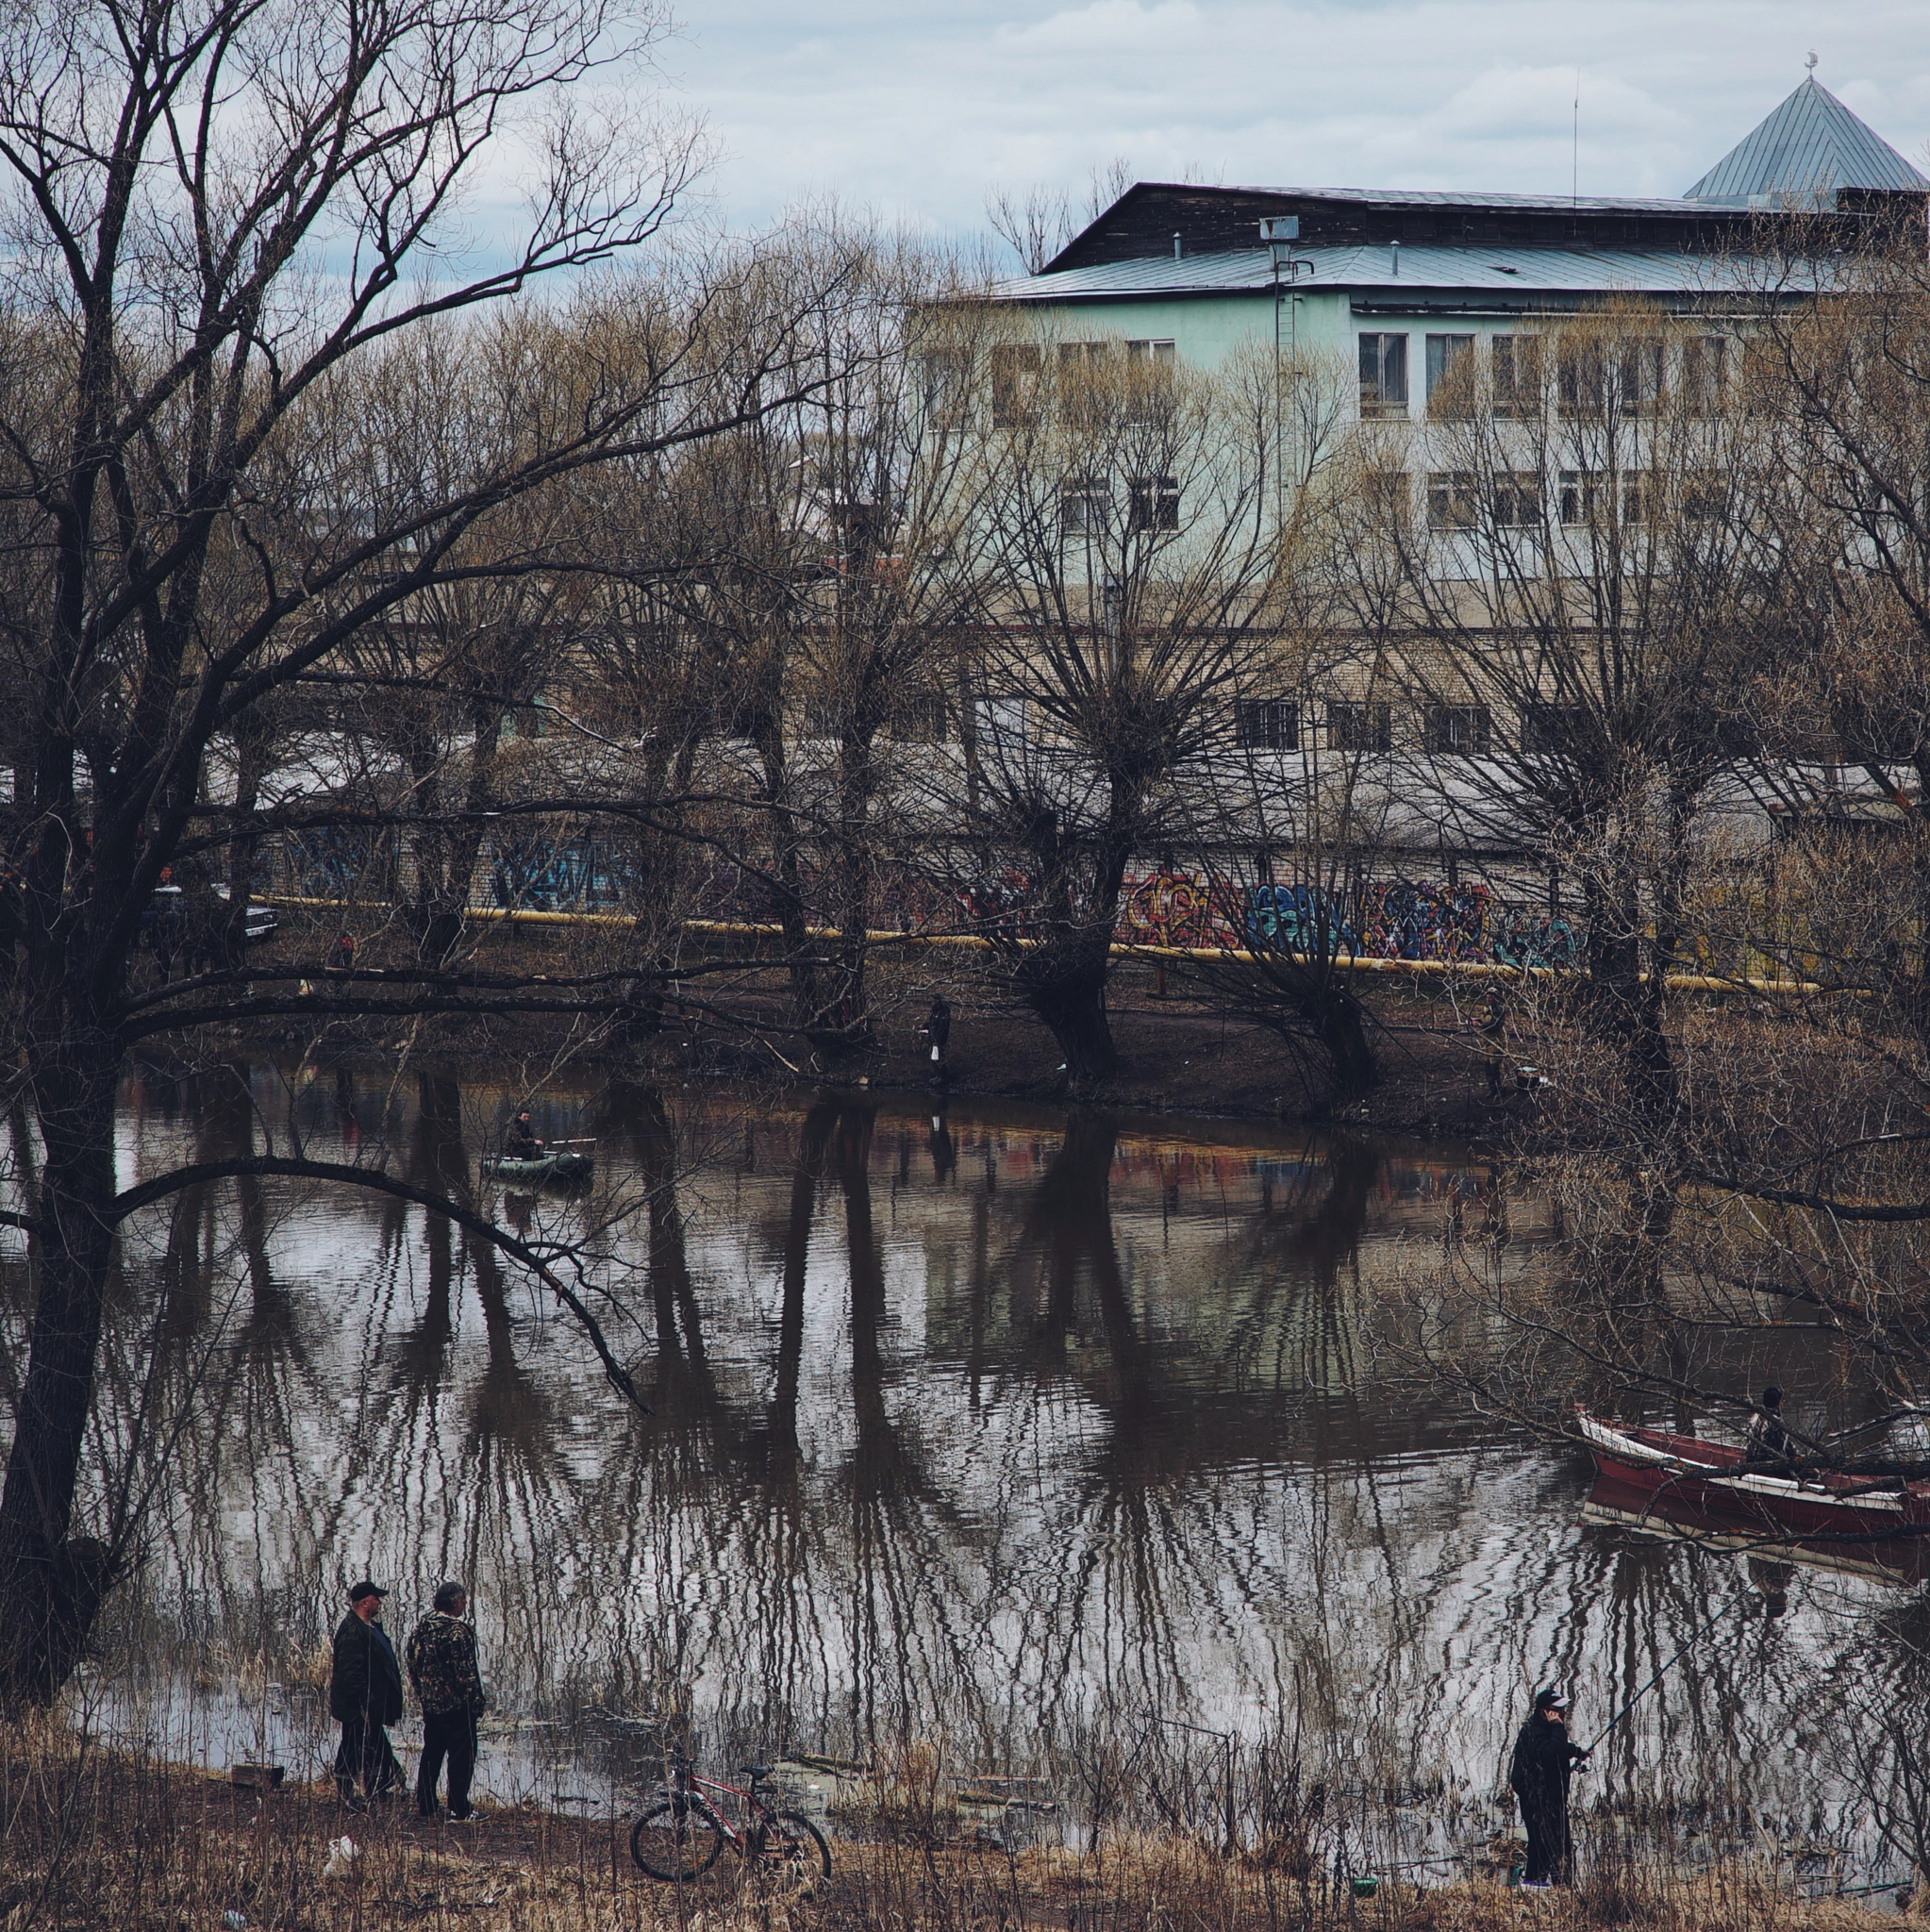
[1510,1688,1589,1888]
[1744,1386,1791,1464]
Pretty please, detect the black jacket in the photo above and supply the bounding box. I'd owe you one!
[923,1001,952,1047]
[1509,1713,1586,1809]
[330,1611,405,1726]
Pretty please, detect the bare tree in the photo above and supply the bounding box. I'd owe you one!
[986,157,1135,275]
[918,335,1293,1083]
[0,0,873,1706]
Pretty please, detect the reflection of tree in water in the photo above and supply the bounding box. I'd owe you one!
[79,1063,1930,1868]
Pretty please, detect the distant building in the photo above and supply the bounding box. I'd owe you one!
[996,75,1925,396]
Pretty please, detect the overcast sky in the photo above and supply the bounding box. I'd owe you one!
[650,0,1930,258]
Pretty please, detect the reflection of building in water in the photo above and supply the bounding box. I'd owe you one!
[58,1062,1922,1879]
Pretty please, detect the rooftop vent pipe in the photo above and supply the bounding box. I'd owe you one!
[1390,239,1400,276]
[1173,232,1184,258]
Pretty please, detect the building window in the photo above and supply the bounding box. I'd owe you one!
[1059,341,1109,367]
[1060,473,1109,537]
[1427,470,1477,530]
[1557,338,1606,418]
[1522,703,1586,754]
[1558,470,1600,525]
[1234,698,1300,752]
[1492,334,1542,419]
[1682,470,1725,521]
[1424,703,1492,756]
[1128,474,1180,531]
[1682,335,1728,414]
[990,343,1041,427]
[1425,334,1475,416]
[920,349,970,417]
[1329,700,1392,754]
[1617,337,1664,417]
[1622,472,1654,523]
[1358,333,1409,418]
[1493,473,1542,529]
[1125,339,1176,364]
[893,691,949,743]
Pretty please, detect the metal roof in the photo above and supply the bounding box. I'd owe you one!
[1684,77,1928,204]
[1117,181,1713,216]
[997,245,1760,306]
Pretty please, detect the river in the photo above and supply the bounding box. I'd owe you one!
[8,1056,1924,1893]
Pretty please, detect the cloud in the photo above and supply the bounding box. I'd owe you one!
[997,0,1203,56]
[652,0,1930,246]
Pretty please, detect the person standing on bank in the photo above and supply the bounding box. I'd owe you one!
[330,1581,406,1808]
[406,1581,487,1821]
[919,994,952,1080]
[1509,1687,1589,1888]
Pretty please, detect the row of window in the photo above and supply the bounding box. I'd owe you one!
[1417,467,1723,529]
[1234,699,1589,756]
[1060,473,1181,534]
[1359,330,1733,422]
[788,695,1585,758]
[984,340,1177,427]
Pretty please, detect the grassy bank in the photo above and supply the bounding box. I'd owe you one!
[0,1733,1905,1932]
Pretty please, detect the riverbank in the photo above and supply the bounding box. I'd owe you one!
[0,1742,1902,1932]
[160,908,1531,1141]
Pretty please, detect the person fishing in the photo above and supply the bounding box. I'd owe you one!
[1509,1688,1589,1889]
[505,1109,544,1160]
[1743,1385,1791,1464]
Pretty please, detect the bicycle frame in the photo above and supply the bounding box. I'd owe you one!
[658,1758,778,1851]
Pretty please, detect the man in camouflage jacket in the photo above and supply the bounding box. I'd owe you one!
[405,1582,487,1820]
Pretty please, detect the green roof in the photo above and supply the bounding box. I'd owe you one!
[1684,76,1927,206]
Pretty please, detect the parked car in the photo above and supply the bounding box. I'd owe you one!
[211,883,280,941]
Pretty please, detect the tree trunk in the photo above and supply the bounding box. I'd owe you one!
[0,1021,123,1707]
[1016,933,1119,1082]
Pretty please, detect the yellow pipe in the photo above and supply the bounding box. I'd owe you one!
[261,895,1829,994]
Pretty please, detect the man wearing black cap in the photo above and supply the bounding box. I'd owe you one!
[330,1581,406,1808]
[1509,1688,1589,1888]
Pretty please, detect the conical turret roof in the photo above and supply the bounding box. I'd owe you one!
[1684,75,1927,206]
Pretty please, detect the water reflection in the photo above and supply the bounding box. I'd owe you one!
[8,1060,1922,1885]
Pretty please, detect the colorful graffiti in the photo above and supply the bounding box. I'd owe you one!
[489,837,639,911]
[1115,870,1582,968]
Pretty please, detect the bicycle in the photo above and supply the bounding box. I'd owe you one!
[629,1751,831,1886]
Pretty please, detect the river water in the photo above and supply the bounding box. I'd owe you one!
[12,1058,1926,1890]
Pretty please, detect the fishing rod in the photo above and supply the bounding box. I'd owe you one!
[1583,1594,1752,1755]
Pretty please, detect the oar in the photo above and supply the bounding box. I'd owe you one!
[544,1137,599,1145]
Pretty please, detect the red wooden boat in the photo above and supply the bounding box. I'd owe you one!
[1577,1407,1930,1584]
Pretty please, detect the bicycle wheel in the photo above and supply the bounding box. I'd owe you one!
[631,1798,725,1881]
[756,1809,831,1883]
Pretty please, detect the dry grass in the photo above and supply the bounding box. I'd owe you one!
[0,1727,1906,1932]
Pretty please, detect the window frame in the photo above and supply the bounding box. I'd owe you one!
[1127,473,1181,533]
[1424,333,1476,418]
[1234,697,1301,753]
[1358,332,1410,419]
[1328,699,1393,754]
[990,343,1042,428]
[1423,703,1493,757]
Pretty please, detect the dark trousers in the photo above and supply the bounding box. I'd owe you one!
[335,1719,404,1800]
[1521,1794,1571,1883]
[417,1710,478,1818]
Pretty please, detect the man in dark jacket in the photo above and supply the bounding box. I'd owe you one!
[329,1581,406,1807]
[919,995,952,1079]
[1509,1688,1589,1887]
[406,1581,487,1821]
